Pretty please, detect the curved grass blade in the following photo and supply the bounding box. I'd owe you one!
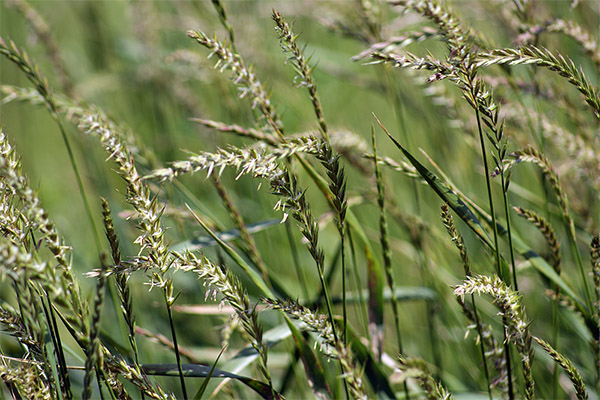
[376,119,493,248]
[171,219,280,252]
[141,363,284,400]
[193,346,226,400]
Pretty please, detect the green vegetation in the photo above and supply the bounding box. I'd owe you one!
[0,0,598,399]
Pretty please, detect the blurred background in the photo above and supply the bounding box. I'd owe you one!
[1,0,598,398]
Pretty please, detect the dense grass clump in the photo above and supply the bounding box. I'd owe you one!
[0,0,598,399]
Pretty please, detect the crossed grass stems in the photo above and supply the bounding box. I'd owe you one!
[0,0,598,399]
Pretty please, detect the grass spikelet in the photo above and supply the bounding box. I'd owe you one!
[186,30,283,137]
[510,146,592,310]
[476,46,600,118]
[389,0,486,58]
[0,37,101,253]
[176,251,274,390]
[0,131,89,344]
[441,203,470,275]
[272,9,328,138]
[397,356,453,400]
[0,362,53,400]
[454,275,534,399]
[513,207,561,273]
[532,336,588,400]
[263,298,366,399]
[78,112,172,282]
[82,259,107,400]
[144,136,321,184]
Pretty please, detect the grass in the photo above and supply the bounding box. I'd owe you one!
[0,0,598,399]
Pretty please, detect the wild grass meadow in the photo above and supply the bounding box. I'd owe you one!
[0,0,598,398]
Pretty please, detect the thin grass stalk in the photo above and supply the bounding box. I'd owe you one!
[346,227,369,339]
[470,87,515,399]
[371,128,411,398]
[191,118,278,146]
[372,110,444,382]
[135,327,199,364]
[40,292,72,400]
[0,37,102,255]
[83,258,107,400]
[512,204,563,373]
[441,204,493,399]
[285,220,308,299]
[7,0,74,96]
[163,287,187,399]
[384,65,444,380]
[100,199,144,399]
[500,178,518,291]
[517,200,561,398]
[10,280,55,394]
[209,0,236,53]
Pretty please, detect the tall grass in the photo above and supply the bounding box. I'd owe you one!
[1,0,598,399]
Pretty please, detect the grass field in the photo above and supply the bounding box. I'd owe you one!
[0,0,598,399]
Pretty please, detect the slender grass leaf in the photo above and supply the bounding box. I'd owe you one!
[142,363,283,400]
[377,120,493,248]
[193,346,226,400]
[206,324,290,397]
[171,219,279,252]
